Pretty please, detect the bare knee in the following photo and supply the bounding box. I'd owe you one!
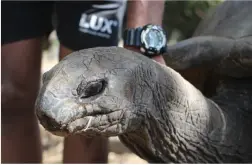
[1,39,43,126]
[1,80,39,123]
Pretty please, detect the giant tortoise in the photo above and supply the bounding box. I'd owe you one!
[35,1,252,163]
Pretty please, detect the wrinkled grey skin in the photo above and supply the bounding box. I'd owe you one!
[36,47,252,163]
[36,1,252,163]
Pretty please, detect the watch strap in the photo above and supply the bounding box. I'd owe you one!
[123,27,142,47]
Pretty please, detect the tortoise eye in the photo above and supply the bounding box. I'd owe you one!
[77,79,107,99]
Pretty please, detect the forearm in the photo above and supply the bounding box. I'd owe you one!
[126,0,165,28]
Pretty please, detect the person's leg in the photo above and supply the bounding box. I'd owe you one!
[1,2,53,163]
[2,39,43,163]
[55,1,127,163]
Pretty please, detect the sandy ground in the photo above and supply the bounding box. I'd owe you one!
[40,31,147,164]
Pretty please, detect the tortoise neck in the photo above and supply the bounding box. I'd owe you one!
[120,99,224,163]
[119,65,227,163]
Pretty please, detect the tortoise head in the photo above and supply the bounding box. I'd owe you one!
[35,47,159,137]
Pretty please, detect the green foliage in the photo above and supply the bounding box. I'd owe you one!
[162,0,223,43]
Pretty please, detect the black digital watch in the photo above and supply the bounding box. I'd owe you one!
[123,24,167,57]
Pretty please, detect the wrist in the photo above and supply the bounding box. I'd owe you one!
[123,45,141,53]
[123,45,166,65]
[123,24,167,57]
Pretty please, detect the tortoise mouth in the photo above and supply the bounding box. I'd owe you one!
[39,109,122,137]
[66,109,124,136]
[37,111,69,137]
[37,100,125,137]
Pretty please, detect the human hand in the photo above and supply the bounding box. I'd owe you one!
[124,45,166,65]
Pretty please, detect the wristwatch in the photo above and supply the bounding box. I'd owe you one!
[123,24,167,57]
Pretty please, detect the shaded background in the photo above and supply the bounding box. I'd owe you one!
[41,0,223,163]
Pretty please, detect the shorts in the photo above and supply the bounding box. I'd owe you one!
[2,1,127,50]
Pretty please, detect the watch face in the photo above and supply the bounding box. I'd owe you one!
[141,25,167,54]
[145,29,163,48]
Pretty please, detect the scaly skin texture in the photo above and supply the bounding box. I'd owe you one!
[35,47,252,163]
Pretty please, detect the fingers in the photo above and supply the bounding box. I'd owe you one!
[152,55,166,65]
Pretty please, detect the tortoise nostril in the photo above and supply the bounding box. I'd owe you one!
[77,79,107,99]
[38,112,62,132]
